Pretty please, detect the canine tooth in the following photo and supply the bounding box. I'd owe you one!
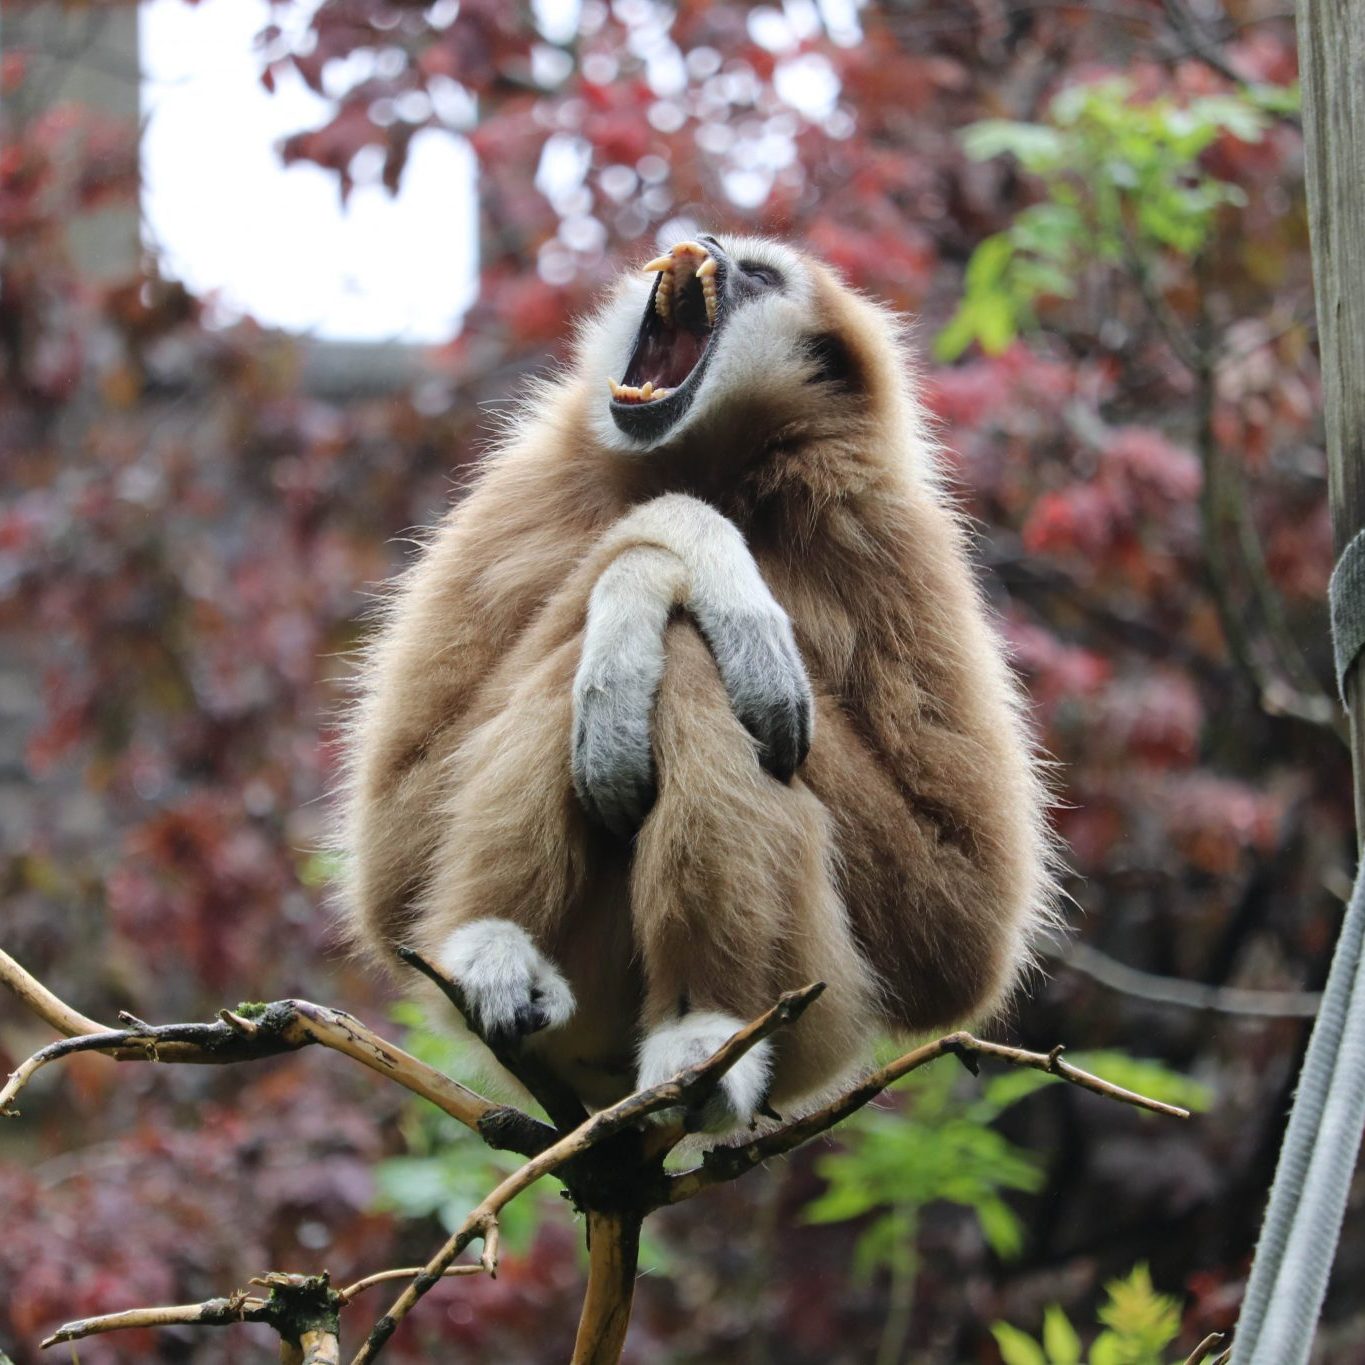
[608,377,623,397]
[641,381,654,399]
[642,254,675,274]
[696,256,718,279]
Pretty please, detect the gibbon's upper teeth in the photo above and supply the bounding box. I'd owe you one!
[654,271,674,321]
[642,241,719,328]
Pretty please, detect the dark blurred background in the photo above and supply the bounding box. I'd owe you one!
[1,1,1355,1361]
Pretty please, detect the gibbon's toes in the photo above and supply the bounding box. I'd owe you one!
[636,1013,774,1133]
[436,919,576,1046]
[571,693,657,838]
[703,607,814,782]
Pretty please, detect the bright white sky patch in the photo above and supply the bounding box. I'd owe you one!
[139,0,477,343]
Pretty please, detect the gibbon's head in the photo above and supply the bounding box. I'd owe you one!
[581,233,911,457]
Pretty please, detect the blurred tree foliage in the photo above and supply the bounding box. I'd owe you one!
[0,1,1353,1363]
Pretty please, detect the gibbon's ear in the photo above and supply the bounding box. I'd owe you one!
[804,330,864,393]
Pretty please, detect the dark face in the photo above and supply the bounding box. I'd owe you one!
[608,235,783,445]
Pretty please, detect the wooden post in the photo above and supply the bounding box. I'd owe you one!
[1298,0,1365,829]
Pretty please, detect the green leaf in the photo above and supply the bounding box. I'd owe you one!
[1090,1330,1123,1365]
[976,1195,1026,1259]
[1042,1304,1082,1365]
[975,293,1018,355]
[962,119,1067,171]
[1097,1263,1181,1356]
[991,1323,1049,1365]
[965,232,1016,290]
[933,305,980,362]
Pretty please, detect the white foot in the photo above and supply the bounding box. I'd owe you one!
[437,919,575,1046]
[636,1012,773,1132]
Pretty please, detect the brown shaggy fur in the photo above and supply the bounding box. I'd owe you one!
[339,238,1054,1110]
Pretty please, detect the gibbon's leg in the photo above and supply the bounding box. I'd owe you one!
[415,544,692,1052]
[630,622,876,1128]
[800,686,1041,1035]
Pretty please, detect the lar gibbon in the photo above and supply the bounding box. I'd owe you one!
[340,235,1054,1129]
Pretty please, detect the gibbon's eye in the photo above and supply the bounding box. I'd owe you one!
[739,261,782,288]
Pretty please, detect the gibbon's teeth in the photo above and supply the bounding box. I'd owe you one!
[607,381,673,403]
[654,272,673,321]
[643,242,720,327]
[700,274,718,326]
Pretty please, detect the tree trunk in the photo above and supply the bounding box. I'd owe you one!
[570,1209,642,1365]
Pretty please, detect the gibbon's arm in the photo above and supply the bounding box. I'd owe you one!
[346,480,810,955]
[572,493,812,836]
[788,489,1050,1028]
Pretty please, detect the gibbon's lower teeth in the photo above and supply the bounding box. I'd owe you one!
[608,378,673,403]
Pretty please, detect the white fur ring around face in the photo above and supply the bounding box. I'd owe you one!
[636,1012,773,1132]
[437,919,576,1047]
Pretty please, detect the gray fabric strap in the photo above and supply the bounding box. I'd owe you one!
[1231,540,1365,1364]
[1330,528,1365,696]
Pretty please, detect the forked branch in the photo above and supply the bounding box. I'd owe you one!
[1,949,1188,1365]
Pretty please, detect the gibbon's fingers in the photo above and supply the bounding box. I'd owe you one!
[578,494,815,783]
[571,545,687,837]
[696,604,813,782]
[437,920,576,1046]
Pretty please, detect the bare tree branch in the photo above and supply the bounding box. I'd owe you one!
[666,1030,1189,1202]
[0,949,551,1151]
[350,981,827,1364]
[2,953,1187,1365]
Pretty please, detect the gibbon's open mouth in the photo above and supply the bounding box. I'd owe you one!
[609,239,727,441]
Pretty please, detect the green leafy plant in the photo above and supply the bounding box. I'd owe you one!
[802,1052,1207,1365]
[804,1047,1209,1273]
[374,1003,676,1270]
[373,1002,557,1253]
[937,77,1298,359]
[992,1263,1209,1365]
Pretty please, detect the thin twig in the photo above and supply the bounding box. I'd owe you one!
[1183,1330,1227,1365]
[667,1030,1189,1202]
[0,951,515,1140]
[0,947,110,1039]
[336,1265,484,1305]
[41,1294,271,1347]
